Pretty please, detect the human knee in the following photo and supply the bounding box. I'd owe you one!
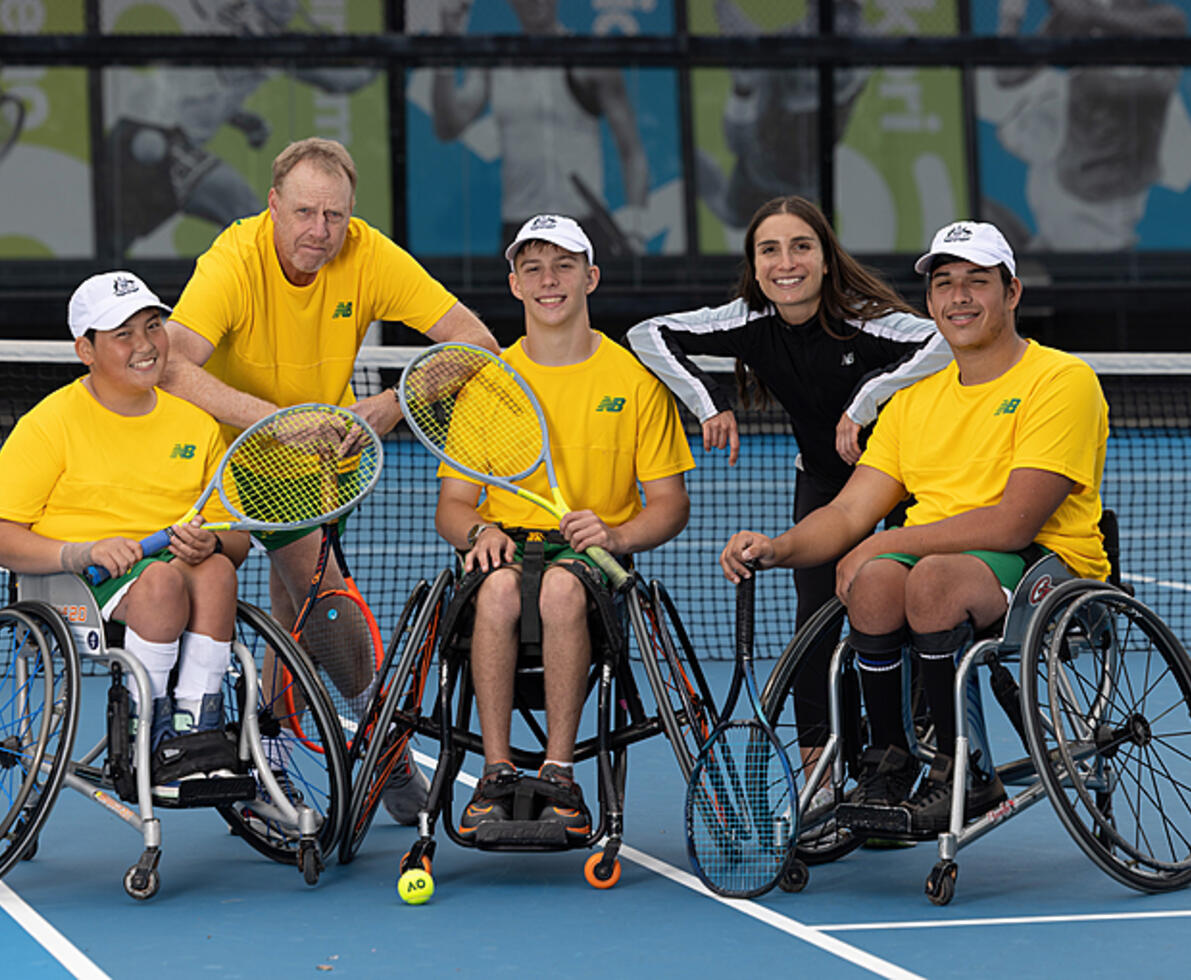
[474,568,521,622]
[539,565,587,626]
[846,559,907,633]
[123,562,189,639]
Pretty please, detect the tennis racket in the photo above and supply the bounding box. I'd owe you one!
[398,342,631,591]
[289,521,384,753]
[685,570,802,898]
[85,402,382,585]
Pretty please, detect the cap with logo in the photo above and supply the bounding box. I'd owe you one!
[67,271,172,340]
[504,214,595,269]
[914,221,1016,277]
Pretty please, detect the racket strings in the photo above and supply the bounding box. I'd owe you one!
[688,721,796,896]
[223,407,381,524]
[404,353,543,479]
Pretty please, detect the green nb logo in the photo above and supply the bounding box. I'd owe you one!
[170,444,196,459]
[994,398,1021,416]
[596,396,626,413]
[332,301,353,318]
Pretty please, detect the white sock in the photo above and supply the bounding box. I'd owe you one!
[122,628,178,709]
[173,631,232,701]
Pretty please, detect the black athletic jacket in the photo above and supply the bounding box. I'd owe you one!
[626,298,951,489]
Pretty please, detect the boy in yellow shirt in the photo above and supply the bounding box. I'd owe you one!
[0,272,250,796]
[435,215,694,837]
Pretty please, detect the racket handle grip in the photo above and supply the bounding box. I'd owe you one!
[83,528,175,586]
[588,546,632,592]
[736,568,756,661]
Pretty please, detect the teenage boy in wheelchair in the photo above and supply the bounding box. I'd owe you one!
[721,221,1110,835]
[0,271,251,799]
[434,215,694,839]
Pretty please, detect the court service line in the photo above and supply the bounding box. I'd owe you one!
[818,908,1191,932]
[411,750,922,980]
[0,881,111,979]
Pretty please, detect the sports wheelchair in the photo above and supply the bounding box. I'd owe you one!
[336,560,719,893]
[0,572,348,899]
[759,512,1191,903]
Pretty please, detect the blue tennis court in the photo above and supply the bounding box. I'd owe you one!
[4,657,1191,980]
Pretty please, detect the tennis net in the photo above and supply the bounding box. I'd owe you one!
[0,342,1187,660]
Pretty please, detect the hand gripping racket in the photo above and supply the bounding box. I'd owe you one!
[685,570,802,898]
[85,403,383,585]
[398,342,631,591]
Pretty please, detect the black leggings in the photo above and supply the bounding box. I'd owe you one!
[788,471,908,748]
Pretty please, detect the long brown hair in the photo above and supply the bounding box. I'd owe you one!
[732,196,920,408]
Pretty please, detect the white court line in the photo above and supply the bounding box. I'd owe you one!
[410,749,922,980]
[819,908,1191,931]
[0,881,111,979]
[1123,572,1191,593]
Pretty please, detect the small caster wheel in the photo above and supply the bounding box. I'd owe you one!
[400,850,433,876]
[124,865,160,900]
[300,843,323,886]
[778,858,809,893]
[584,851,621,889]
[925,860,957,906]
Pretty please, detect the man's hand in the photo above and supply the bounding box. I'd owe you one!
[719,530,775,582]
[702,410,741,466]
[464,525,515,574]
[559,510,619,556]
[169,516,220,566]
[348,389,403,438]
[835,413,863,465]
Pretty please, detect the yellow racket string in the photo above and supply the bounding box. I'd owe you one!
[222,407,381,525]
[404,349,543,479]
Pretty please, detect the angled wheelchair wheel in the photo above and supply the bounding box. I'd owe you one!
[0,604,80,878]
[219,601,349,865]
[339,571,449,865]
[1022,580,1191,893]
[759,598,864,866]
[630,580,718,780]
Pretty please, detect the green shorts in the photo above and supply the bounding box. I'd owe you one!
[253,514,348,553]
[511,538,605,583]
[87,553,173,619]
[876,545,1049,594]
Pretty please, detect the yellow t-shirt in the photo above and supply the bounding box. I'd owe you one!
[171,211,457,438]
[441,334,695,531]
[859,341,1110,580]
[0,380,231,541]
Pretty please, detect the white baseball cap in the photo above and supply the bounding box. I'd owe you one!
[914,221,1016,277]
[67,271,171,340]
[504,214,595,269]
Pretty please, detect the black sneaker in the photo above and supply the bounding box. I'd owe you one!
[906,755,1007,833]
[849,746,920,807]
[536,763,591,840]
[459,761,517,838]
[835,746,921,834]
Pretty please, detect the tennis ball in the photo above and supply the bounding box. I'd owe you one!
[397,867,434,905]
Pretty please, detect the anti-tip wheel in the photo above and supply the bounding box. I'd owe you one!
[584,851,621,889]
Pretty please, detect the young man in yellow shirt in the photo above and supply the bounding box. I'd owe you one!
[435,215,694,837]
[721,221,1109,833]
[0,272,251,796]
